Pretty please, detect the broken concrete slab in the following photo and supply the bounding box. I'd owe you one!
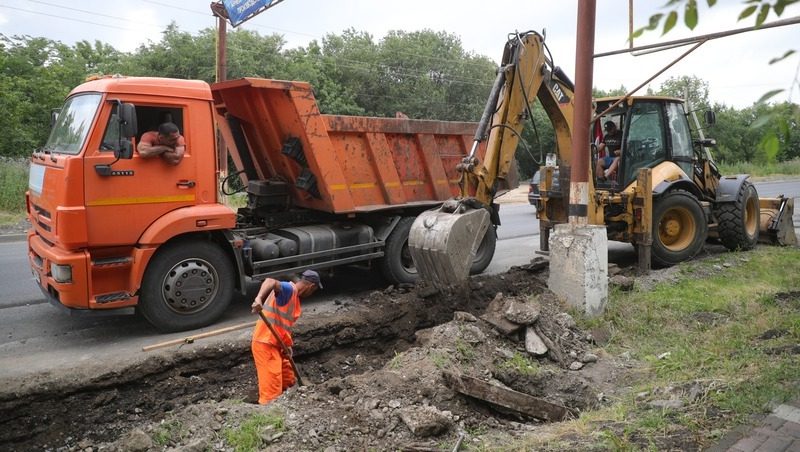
[398,405,452,437]
[609,275,635,291]
[453,311,478,323]
[480,293,523,335]
[442,371,568,422]
[504,299,540,325]
[524,327,548,356]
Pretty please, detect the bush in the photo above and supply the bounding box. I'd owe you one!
[0,158,28,212]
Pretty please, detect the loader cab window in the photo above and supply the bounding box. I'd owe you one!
[665,102,694,178]
[622,101,667,185]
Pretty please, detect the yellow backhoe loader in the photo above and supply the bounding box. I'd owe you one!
[409,30,796,289]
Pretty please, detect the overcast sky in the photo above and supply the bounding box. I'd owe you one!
[1,0,798,108]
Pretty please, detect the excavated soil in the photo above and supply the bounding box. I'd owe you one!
[0,265,638,452]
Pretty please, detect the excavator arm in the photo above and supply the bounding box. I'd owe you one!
[408,31,575,289]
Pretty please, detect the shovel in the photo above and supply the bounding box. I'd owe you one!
[257,310,304,387]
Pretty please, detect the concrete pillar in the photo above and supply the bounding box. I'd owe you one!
[547,224,608,317]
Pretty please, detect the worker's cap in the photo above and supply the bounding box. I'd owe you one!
[301,269,322,288]
[604,120,616,131]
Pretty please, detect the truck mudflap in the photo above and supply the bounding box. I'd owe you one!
[408,199,490,290]
[759,196,797,246]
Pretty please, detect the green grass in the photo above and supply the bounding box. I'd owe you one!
[223,409,285,452]
[500,351,540,376]
[0,159,28,212]
[717,158,800,178]
[152,420,184,446]
[505,247,800,451]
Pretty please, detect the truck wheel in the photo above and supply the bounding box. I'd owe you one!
[469,225,497,275]
[380,217,418,285]
[715,180,760,251]
[652,190,708,267]
[140,240,234,333]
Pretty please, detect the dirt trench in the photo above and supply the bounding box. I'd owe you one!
[0,265,616,451]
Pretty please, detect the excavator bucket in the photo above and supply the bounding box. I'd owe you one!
[758,196,797,246]
[408,199,491,290]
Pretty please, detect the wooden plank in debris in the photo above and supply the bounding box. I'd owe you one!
[442,371,568,422]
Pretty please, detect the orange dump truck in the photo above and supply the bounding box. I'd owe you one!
[26,76,495,332]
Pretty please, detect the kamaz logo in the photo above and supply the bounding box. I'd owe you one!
[551,82,569,104]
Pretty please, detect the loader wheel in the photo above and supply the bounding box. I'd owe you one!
[380,217,418,285]
[470,225,497,275]
[652,190,708,267]
[140,240,234,333]
[715,180,760,251]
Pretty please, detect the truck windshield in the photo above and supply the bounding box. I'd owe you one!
[43,93,102,155]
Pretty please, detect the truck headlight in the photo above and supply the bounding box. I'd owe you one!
[51,263,73,283]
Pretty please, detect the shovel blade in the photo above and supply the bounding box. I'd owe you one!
[409,202,490,290]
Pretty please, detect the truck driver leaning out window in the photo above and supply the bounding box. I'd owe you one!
[137,122,185,165]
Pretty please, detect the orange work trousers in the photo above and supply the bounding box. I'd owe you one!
[251,341,296,404]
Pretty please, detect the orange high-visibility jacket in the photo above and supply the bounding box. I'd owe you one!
[253,281,302,347]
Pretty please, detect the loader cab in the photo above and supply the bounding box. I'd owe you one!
[594,97,694,189]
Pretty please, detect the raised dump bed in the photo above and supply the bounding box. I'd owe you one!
[212,77,485,213]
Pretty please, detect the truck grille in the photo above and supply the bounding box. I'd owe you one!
[31,203,52,232]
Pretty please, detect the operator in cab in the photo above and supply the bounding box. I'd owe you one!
[137,122,185,165]
[595,120,622,181]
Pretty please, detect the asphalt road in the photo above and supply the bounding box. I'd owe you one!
[0,179,797,385]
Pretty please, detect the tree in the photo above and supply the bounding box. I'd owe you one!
[657,75,710,110]
[0,35,88,157]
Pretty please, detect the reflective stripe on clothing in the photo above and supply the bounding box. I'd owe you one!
[253,282,302,346]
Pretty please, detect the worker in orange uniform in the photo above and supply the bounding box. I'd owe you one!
[250,269,322,404]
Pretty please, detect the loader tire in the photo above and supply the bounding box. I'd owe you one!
[140,239,234,333]
[715,180,760,251]
[469,225,497,275]
[380,217,418,285]
[652,190,708,267]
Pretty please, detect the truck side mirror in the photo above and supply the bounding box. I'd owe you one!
[50,109,60,128]
[115,102,137,160]
[704,110,716,126]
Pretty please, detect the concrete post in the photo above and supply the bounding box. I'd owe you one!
[548,224,608,317]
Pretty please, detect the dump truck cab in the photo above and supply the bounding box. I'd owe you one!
[28,76,234,316]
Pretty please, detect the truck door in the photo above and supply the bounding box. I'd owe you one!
[84,104,197,247]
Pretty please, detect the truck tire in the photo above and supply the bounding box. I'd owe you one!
[469,225,497,275]
[379,217,418,285]
[652,190,708,267]
[139,240,234,333]
[715,180,760,251]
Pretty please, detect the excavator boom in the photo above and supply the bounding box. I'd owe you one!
[408,31,575,289]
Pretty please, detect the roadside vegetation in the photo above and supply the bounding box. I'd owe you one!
[505,246,800,450]
[718,158,800,179]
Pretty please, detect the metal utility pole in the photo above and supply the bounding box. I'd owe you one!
[569,0,596,226]
[210,2,229,82]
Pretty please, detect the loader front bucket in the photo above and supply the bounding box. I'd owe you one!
[759,196,797,246]
[408,199,491,290]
